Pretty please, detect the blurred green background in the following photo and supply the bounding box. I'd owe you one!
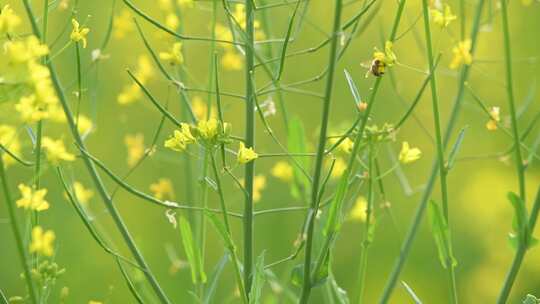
[1,0,540,303]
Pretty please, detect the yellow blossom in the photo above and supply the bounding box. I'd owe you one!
[486,106,500,131]
[197,118,219,140]
[150,178,175,200]
[16,184,50,211]
[430,4,457,28]
[117,83,142,105]
[338,138,354,153]
[271,161,293,182]
[48,104,67,123]
[399,141,422,164]
[88,301,103,304]
[165,13,179,30]
[177,0,194,7]
[0,5,21,36]
[14,95,49,123]
[349,196,367,222]
[231,4,264,39]
[159,42,184,66]
[370,41,396,76]
[3,36,49,65]
[117,56,153,105]
[253,175,266,202]
[191,96,213,120]
[77,115,93,135]
[42,137,75,164]
[330,158,347,179]
[222,51,243,71]
[0,125,21,167]
[237,142,258,164]
[70,19,90,48]
[164,123,196,151]
[215,23,234,49]
[125,133,145,167]
[135,55,154,83]
[113,9,134,39]
[71,181,94,206]
[29,226,55,257]
[449,39,472,69]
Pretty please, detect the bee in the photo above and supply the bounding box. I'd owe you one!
[362,58,387,78]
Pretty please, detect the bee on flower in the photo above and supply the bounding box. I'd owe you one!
[70,18,90,48]
[367,41,397,77]
[237,142,258,164]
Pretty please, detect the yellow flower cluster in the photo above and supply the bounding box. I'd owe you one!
[16,184,50,211]
[42,137,76,164]
[125,133,145,167]
[215,23,243,71]
[237,142,258,164]
[232,4,266,40]
[486,106,501,131]
[160,42,184,66]
[118,55,154,105]
[113,9,134,39]
[30,226,55,257]
[0,125,21,167]
[164,123,196,151]
[71,181,94,206]
[150,178,175,200]
[449,39,472,70]
[430,4,457,28]
[271,161,293,182]
[191,96,217,121]
[70,18,90,48]
[399,141,422,164]
[0,4,21,36]
[1,34,60,123]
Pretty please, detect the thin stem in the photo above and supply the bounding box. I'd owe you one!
[0,156,38,304]
[378,1,486,302]
[299,0,343,302]
[21,2,172,303]
[420,1,457,302]
[243,0,256,295]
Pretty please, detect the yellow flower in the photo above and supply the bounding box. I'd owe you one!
[3,36,49,65]
[88,301,103,304]
[330,158,347,179]
[117,83,142,105]
[77,115,93,135]
[159,42,184,66]
[370,41,397,77]
[29,226,55,257]
[237,142,258,164]
[177,0,194,7]
[333,137,354,154]
[232,4,262,34]
[215,23,234,49]
[42,137,75,164]
[430,4,457,28]
[164,123,196,152]
[0,4,21,35]
[14,95,48,123]
[271,161,293,182]
[113,9,134,39]
[399,141,422,164]
[165,13,179,30]
[191,96,217,120]
[449,39,472,69]
[47,103,67,123]
[0,125,21,167]
[70,19,90,48]
[135,55,154,83]
[71,181,94,206]
[221,51,243,71]
[197,118,219,140]
[16,184,50,211]
[486,106,500,131]
[253,175,266,202]
[150,178,175,200]
[349,196,367,222]
[125,133,145,167]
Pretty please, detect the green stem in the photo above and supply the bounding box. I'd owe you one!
[299,1,343,302]
[420,1,457,302]
[243,0,256,295]
[378,1,486,302]
[500,0,526,201]
[355,143,375,304]
[0,157,38,304]
[21,2,172,303]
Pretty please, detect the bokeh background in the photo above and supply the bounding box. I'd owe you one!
[1,0,540,303]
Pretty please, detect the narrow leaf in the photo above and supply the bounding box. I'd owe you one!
[428,200,457,268]
[344,69,362,107]
[446,127,467,170]
[179,216,207,284]
[249,252,266,304]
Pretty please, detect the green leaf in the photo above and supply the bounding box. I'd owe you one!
[428,200,457,269]
[249,252,266,304]
[290,264,304,288]
[204,210,235,251]
[312,250,330,287]
[179,216,207,284]
[203,253,229,304]
[344,69,362,108]
[401,281,422,304]
[290,261,329,288]
[288,117,311,200]
[329,273,349,304]
[323,168,349,236]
